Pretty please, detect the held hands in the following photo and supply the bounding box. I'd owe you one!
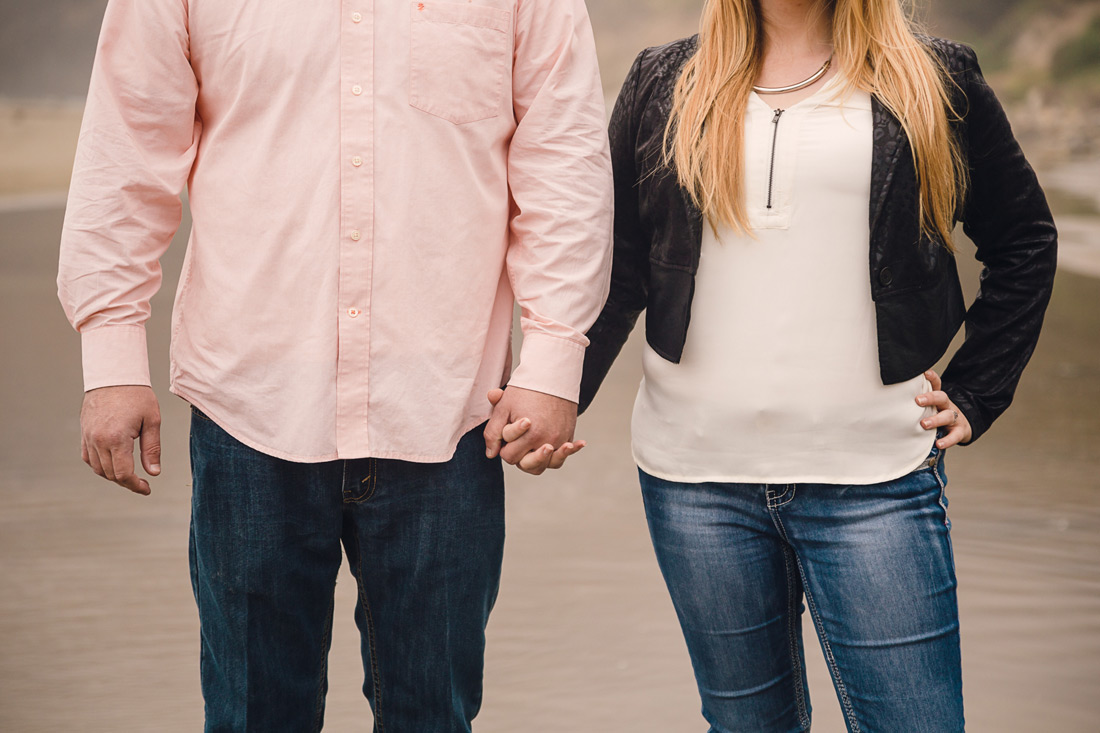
[80,385,162,496]
[916,370,973,450]
[483,386,585,475]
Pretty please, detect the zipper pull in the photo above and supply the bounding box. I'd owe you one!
[772,108,784,123]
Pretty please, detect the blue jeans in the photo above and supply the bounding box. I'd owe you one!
[188,408,505,732]
[639,446,963,733]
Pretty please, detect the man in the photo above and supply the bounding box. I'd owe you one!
[58,1,612,730]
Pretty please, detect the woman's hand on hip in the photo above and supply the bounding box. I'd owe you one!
[916,370,973,449]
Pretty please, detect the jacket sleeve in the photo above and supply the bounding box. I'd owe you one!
[57,0,200,392]
[504,0,614,404]
[941,45,1058,443]
[578,49,651,415]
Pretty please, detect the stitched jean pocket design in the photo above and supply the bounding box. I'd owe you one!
[409,2,511,124]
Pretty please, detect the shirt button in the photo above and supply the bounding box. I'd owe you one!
[348,308,361,318]
[350,230,362,241]
[351,11,362,22]
[878,267,894,287]
[352,156,363,167]
[351,85,363,96]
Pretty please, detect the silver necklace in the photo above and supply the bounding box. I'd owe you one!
[753,55,833,95]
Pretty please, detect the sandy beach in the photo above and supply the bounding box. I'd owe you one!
[2,180,1100,732]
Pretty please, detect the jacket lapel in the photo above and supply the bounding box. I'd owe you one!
[869,96,908,236]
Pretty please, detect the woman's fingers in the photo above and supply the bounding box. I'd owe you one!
[916,390,950,409]
[515,439,586,474]
[942,408,973,448]
[921,408,957,431]
[547,441,585,470]
[518,444,555,475]
[937,422,970,450]
[925,369,942,392]
[914,379,974,448]
[501,417,531,444]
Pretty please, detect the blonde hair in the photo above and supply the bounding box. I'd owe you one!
[665,0,967,248]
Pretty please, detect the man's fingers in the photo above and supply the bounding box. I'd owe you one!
[115,470,152,496]
[87,444,105,478]
[140,418,162,476]
[501,417,531,444]
[483,412,508,459]
[518,444,554,475]
[97,446,117,482]
[110,445,150,496]
[81,435,89,465]
[487,388,505,407]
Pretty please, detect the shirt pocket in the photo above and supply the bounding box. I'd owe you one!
[409,2,512,125]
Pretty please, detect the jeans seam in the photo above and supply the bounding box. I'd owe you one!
[766,484,796,509]
[350,529,385,732]
[311,587,337,733]
[772,510,862,733]
[933,461,950,529]
[780,542,811,730]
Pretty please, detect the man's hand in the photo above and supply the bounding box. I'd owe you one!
[483,387,584,475]
[80,385,162,496]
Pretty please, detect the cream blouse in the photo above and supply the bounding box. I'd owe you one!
[631,78,936,484]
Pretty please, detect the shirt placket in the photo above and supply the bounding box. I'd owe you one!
[336,2,375,455]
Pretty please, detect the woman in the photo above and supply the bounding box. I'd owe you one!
[573,0,1057,730]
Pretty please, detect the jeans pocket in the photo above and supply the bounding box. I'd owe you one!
[408,2,511,124]
[190,404,214,422]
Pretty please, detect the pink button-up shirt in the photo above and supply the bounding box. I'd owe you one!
[58,0,613,462]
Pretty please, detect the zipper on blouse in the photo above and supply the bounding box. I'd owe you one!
[767,108,784,209]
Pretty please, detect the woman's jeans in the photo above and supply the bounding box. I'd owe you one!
[188,407,505,732]
[639,446,964,733]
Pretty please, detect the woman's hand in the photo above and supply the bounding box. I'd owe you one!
[916,370,973,450]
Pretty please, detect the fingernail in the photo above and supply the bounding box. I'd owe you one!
[486,449,493,458]
[922,420,930,428]
[916,397,926,405]
[521,418,531,428]
[151,464,161,473]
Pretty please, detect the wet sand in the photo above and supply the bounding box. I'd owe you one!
[1,194,1098,732]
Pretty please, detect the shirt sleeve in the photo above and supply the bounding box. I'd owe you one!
[503,0,614,404]
[57,0,200,392]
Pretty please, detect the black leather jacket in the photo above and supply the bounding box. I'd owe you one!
[578,35,1057,443]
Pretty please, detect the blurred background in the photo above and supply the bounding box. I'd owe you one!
[2,1,1098,731]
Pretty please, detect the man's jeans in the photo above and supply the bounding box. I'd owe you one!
[639,445,964,733]
[188,407,505,732]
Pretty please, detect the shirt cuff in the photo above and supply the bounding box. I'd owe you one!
[507,333,587,404]
[81,325,152,392]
